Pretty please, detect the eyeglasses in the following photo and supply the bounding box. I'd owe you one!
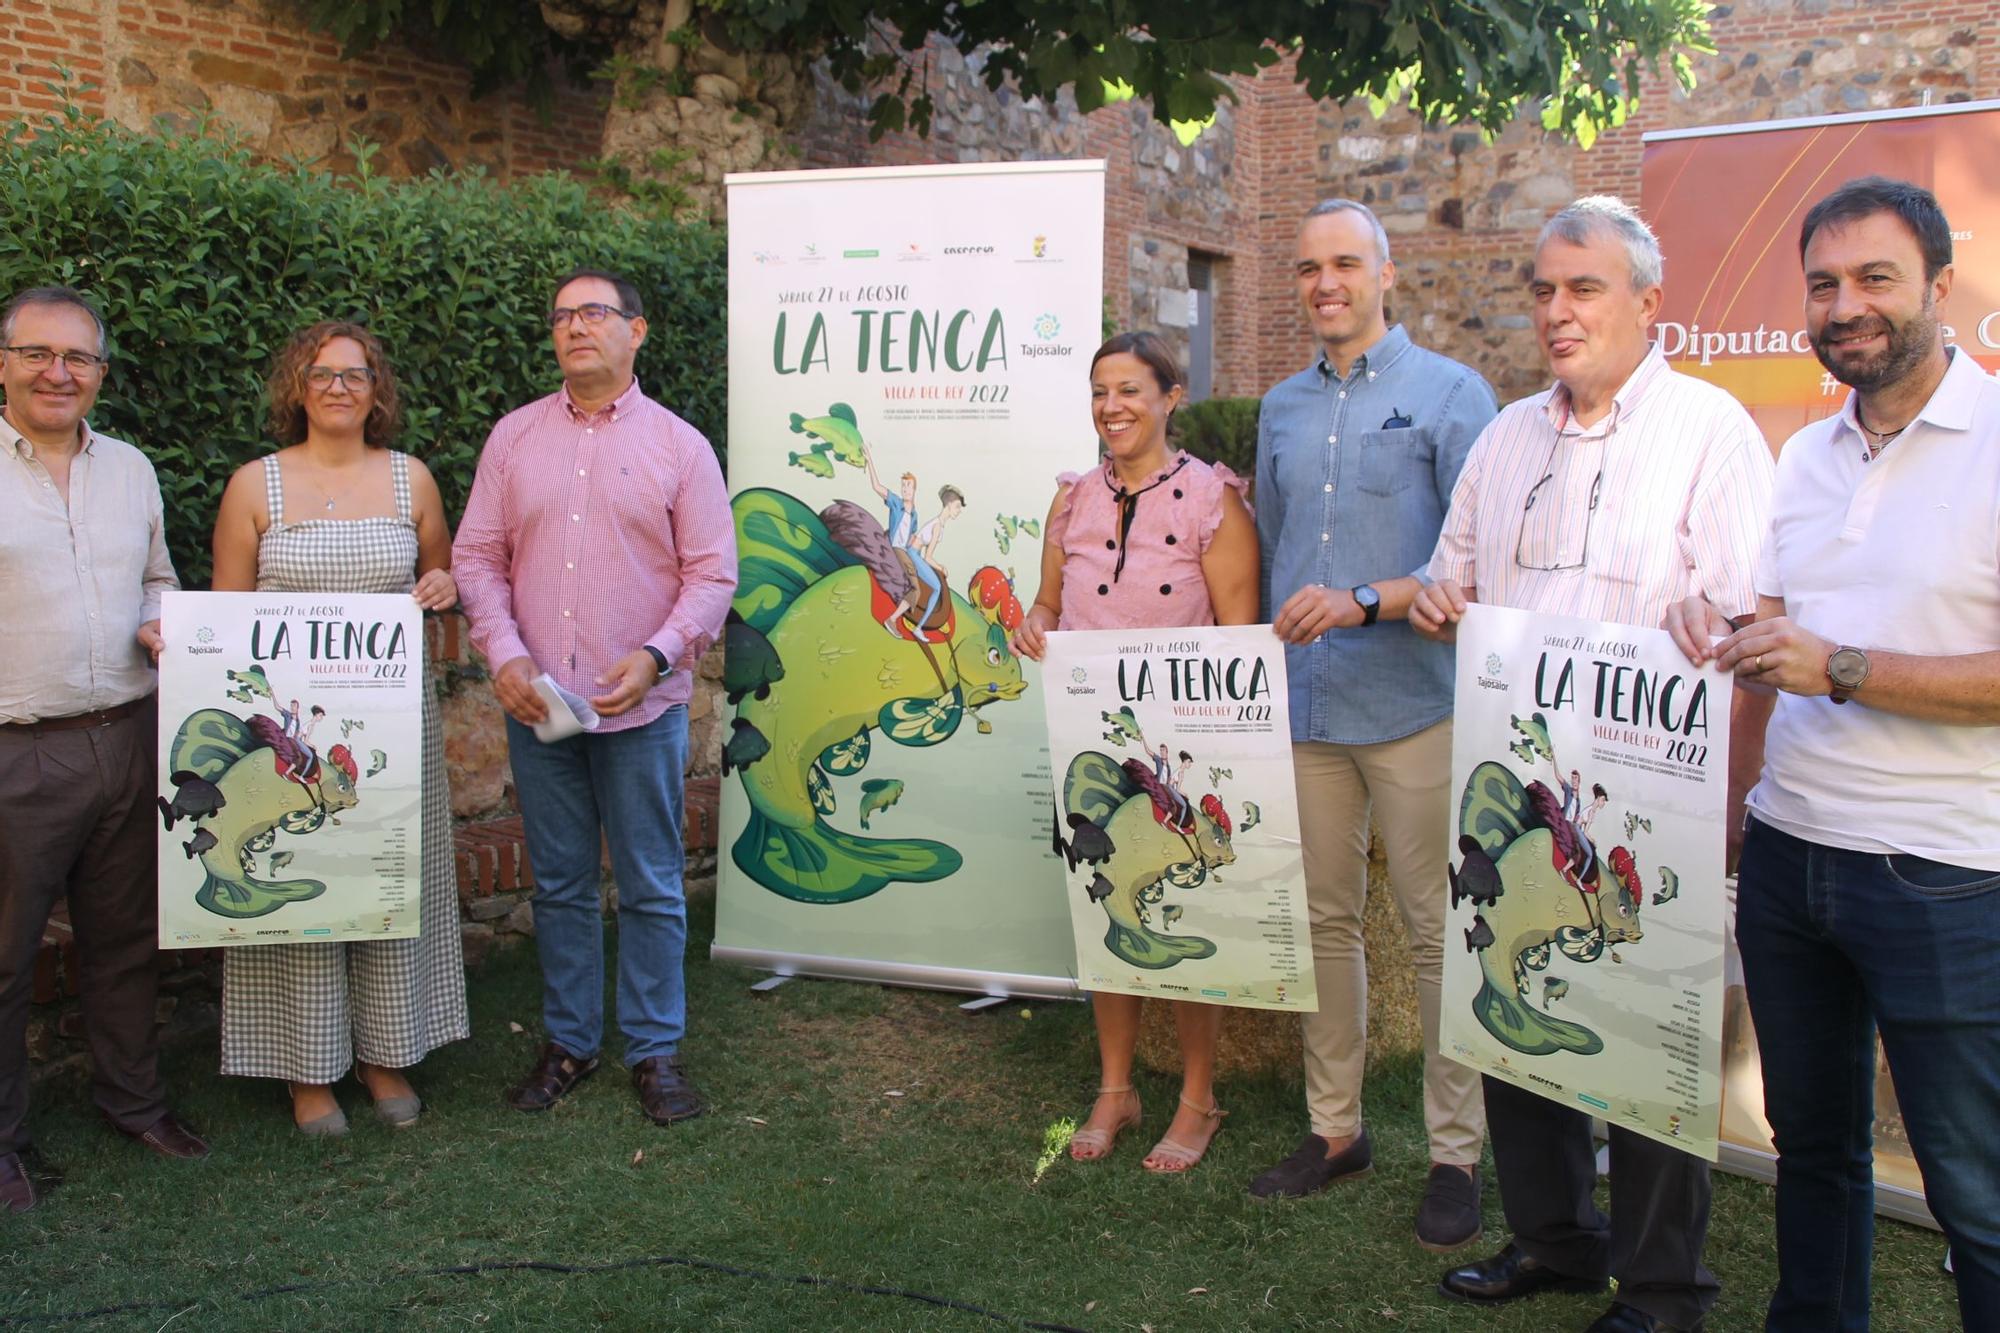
[306,366,377,391]
[4,345,107,374]
[548,303,634,329]
[1513,409,1613,573]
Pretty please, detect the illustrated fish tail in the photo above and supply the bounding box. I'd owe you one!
[192,869,329,919]
[730,804,962,905]
[1469,970,1605,1057]
[1101,919,1218,971]
[158,796,178,831]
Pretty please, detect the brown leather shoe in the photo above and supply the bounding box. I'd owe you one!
[506,1043,599,1112]
[0,1151,41,1213]
[115,1112,211,1160]
[631,1056,705,1125]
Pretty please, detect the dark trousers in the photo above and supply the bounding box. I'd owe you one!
[1486,1073,1719,1327]
[1737,816,2000,1332]
[0,700,166,1154]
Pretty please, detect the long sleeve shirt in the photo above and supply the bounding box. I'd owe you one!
[1,419,179,723]
[1255,325,1497,745]
[453,379,737,732]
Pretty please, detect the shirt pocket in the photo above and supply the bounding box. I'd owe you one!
[1354,427,1430,497]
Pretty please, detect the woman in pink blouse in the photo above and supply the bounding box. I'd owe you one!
[1011,332,1258,1172]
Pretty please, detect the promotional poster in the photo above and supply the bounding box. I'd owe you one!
[713,161,1105,997]
[1440,604,1731,1158]
[156,591,423,948]
[1039,626,1315,1011]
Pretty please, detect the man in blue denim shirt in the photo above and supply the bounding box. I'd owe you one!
[1248,200,1497,1252]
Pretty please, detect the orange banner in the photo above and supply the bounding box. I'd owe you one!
[1644,105,2000,454]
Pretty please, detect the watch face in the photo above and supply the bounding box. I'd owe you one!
[1354,585,1380,608]
[1828,647,1868,689]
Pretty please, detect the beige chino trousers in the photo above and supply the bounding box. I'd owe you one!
[1294,719,1484,1165]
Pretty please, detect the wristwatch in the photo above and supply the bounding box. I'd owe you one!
[1352,584,1381,627]
[1826,645,1869,703]
[643,645,671,677]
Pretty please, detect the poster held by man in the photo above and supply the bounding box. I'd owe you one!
[156,590,422,948]
[1440,602,1731,1159]
[1039,625,1315,1012]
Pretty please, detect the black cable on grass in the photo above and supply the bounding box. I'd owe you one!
[0,1253,1090,1331]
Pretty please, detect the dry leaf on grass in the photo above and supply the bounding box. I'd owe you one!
[630,1150,644,1166]
[744,1116,768,1126]
[507,1022,524,1034]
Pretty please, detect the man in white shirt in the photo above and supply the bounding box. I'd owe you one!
[1414,196,1775,1333]
[1668,176,2000,1332]
[0,286,210,1213]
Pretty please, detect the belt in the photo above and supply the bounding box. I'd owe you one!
[1,697,149,735]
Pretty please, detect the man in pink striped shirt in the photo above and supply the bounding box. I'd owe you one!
[454,267,736,1126]
[1413,198,1774,1333]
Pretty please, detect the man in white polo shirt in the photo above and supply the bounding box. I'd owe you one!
[1669,177,2000,1332]
[1412,195,1775,1333]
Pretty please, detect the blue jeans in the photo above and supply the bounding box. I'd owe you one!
[506,707,688,1066]
[1736,816,2000,1331]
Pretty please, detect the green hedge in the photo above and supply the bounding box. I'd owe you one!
[0,93,725,586]
[1176,396,1259,488]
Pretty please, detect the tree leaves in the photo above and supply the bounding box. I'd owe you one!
[294,0,1709,144]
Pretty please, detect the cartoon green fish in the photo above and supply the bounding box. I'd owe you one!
[1239,800,1261,832]
[365,749,387,778]
[1453,761,1645,1056]
[857,778,905,829]
[1099,707,1143,748]
[1508,712,1554,764]
[726,488,1026,904]
[1543,977,1571,1008]
[226,666,272,698]
[1650,866,1680,906]
[159,709,360,919]
[788,448,835,479]
[722,609,785,705]
[1058,750,1232,969]
[1207,766,1232,786]
[788,403,867,468]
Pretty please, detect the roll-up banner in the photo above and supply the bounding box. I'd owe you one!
[715,161,1105,999]
[1641,103,2000,1226]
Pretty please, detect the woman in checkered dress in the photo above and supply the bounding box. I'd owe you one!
[208,322,469,1133]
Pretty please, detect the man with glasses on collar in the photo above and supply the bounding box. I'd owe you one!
[1411,198,1774,1333]
[0,286,211,1213]
[455,268,736,1127]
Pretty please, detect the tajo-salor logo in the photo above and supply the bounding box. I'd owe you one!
[1485,652,1502,675]
[1035,313,1061,340]
[196,626,216,644]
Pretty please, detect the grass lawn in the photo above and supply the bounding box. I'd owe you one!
[4,893,1959,1331]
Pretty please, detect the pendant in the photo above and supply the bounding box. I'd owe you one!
[325,498,337,511]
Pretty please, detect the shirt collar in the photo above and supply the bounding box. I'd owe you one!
[559,376,642,425]
[1098,450,1190,495]
[1543,342,1669,434]
[1314,324,1412,384]
[1831,344,1981,448]
[0,412,93,459]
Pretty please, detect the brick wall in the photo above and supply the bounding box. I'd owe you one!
[0,0,607,179]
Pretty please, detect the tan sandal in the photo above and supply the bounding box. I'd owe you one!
[1142,1095,1227,1173]
[1068,1086,1143,1161]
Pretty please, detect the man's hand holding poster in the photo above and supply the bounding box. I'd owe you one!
[1040,626,1315,1011]
[1442,603,1731,1158]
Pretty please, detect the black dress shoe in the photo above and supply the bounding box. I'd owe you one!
[632,1056,706,1125]
[115,1111,211,1160]
[1414,1163,1482,1252]
[506,1043,600,1112]
[1439,1241,1609,1304]
[1247,1127,1372,1198]
[1585,1302,1704,1332]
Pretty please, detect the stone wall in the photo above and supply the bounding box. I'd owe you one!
[1,0,607,179]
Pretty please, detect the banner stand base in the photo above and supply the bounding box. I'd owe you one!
[749,972,795,993]
[958,995,1013,1013]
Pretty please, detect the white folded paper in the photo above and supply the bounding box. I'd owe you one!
[531,673,601,743]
